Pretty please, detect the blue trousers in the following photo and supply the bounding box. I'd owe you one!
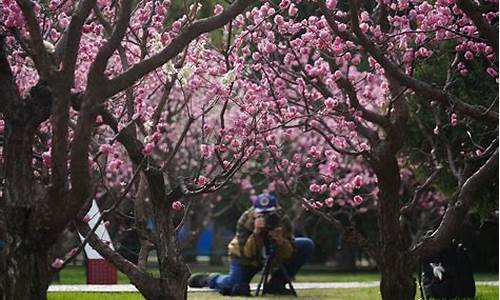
[209,237,314,295]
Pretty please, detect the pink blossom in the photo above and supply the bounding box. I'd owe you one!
[279,0,291,9]
[274,15,285,25]
[231,139,241,149]
[450,113,458,126]
[337,23,347,32]
[464,51,474,60]
[486,67,498,78]
[353,175,363,188]
[142,142,155,156]
[326,0,337,10]
[324,98,336,109]
[172,201,184,211]
[51,258,64,269]
[201,144,213,158]
[352,195,364,206]
[99,144,113,156]
[42,151,51,168]
[325,197,334,207]
[67,248,78,257]
[197,176,208,186]
[359,23,369,33]
[214,4,224,15]
[309,183,321,193]
[288,4,298,16]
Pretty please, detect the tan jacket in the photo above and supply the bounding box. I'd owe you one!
[227,207,294,266]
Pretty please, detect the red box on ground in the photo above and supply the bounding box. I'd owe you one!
[87,259,117,284]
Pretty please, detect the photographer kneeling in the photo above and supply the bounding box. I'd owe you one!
[188,193,315,296]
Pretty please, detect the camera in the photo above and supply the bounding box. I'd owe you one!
[263,212,281,232]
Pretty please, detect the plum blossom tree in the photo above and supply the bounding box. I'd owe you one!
[0,0,258,299]
[224,0,498,299]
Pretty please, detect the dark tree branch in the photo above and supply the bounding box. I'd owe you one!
[88,0,134,85]
[0,37,22,117]
[456,0,498,55]
[411,148,499,261]
[302,198,382,265]
[346,0,498,127]
[76,221,160,299]
[60,0,97,80]
[336,77,389,127]
[400,166,442,216]
[161,117,195,172]
[152,76,177,128]
[102,0,256,98]
[15,0,52,79]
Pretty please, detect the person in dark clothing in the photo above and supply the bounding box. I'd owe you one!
[421,241,476,299]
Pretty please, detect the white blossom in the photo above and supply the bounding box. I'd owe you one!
[43,41,55,54]
[151,33,162,53]
[220,69,236,86]
[163,61,175,75]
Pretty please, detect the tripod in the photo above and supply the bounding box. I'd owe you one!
[255,238,297,297]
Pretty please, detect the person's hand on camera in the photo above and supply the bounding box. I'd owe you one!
[268,227,286,245]
[253,214,266,235]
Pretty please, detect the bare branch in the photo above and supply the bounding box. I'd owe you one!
[411,148,499,261]
[400,166,442,216]
[161,116,195,172]
[60,0,97,80]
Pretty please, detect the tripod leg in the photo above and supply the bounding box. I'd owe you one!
[255,256,273,297]
[278,263,297,297]
[255,271,265,296]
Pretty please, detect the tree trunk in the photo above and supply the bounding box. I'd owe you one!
[379,259,416,300]
[155,210,190,300]
[334,243,356,271]
[209,222,224,266]
[2,236,50,300]
[372,137,416,300]
[1,123,50,299]
[148,172,190,300]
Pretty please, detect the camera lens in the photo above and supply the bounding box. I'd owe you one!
[264,212,280,231]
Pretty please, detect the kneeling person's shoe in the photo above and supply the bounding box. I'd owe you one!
[263,281,295,295]
[230,283,251,296]
[188,273,211,288]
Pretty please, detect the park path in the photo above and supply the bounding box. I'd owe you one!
[48,281,499,293]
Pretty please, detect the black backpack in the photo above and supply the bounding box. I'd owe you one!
[420,243,476,299]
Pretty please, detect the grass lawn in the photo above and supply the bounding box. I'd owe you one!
[55,265,499,284]
[48,286,499,300]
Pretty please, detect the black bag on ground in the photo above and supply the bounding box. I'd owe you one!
[421,242,476,299]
